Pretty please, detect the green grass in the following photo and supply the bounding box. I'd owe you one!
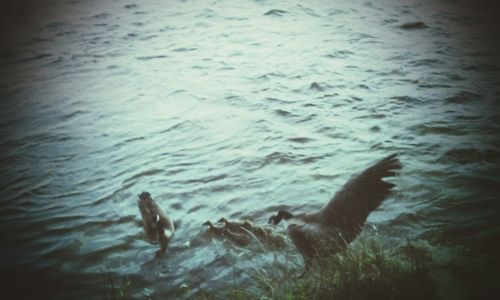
[105,240,438,299]
[201,240,437,300]
[105,275,139,300]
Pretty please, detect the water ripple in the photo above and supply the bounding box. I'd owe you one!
[1,0,499,298]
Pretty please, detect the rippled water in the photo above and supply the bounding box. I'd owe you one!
[1,0,499,298]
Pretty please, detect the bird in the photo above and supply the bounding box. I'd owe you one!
[217,218,253,233]
[137,192,175,257]
[217,217,288,249]
[268,154,401,273]
[203,220,251,247]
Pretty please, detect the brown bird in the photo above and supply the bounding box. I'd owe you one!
[203,221,251,247]
[217,217,287,249]
[268,154,401,273]
[216,218,253,233]
[137,192,175,257]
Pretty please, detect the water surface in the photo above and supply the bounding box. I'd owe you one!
[1,0,499,298]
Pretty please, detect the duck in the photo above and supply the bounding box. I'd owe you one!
[137,192,175,257]
[203,221,251,247]
[268,154,401,273]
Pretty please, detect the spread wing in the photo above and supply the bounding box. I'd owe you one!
[319,154,401,242]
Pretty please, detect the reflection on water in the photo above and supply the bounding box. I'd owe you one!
[1,0,499,298]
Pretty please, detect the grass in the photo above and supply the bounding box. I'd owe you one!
[105,239,438,299]
[104,275,154,300]
[105,275,134,299]
[200,239,437,300]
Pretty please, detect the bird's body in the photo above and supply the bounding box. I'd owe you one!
[217,218,254,234]
[217,218,288,248]
[138,192,175,257]
[269,154,401,271]
[203,221,252,246]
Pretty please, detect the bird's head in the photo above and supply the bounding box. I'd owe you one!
[217,217,229,225]
[138,191,151,200]
[268,210,294,225]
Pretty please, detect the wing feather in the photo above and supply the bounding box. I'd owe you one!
[319,154,401,242]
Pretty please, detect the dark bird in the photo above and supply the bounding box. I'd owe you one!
[268,154,401,273]
[217,217,288,248]
[217,217,251,231]
[203,220,251,247]
[137,192,175,257]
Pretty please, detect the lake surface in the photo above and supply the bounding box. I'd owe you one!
[1,0,499,298]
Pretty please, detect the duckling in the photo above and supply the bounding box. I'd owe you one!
[268,154,401,273]
[202,220,226,235]
[137,192,175,257]
[217,218,252,233]
[203,221,251,247]
[217,218,288,249]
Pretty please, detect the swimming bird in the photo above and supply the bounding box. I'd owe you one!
[203,221,251,247]
[217,218,253,233]
[268,154,401,273]
[137,192,175,257]
[217,217,287,248]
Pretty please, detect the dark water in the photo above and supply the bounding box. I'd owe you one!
[1,0,499,299]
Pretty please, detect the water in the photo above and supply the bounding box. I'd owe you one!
[1,0,499,298]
